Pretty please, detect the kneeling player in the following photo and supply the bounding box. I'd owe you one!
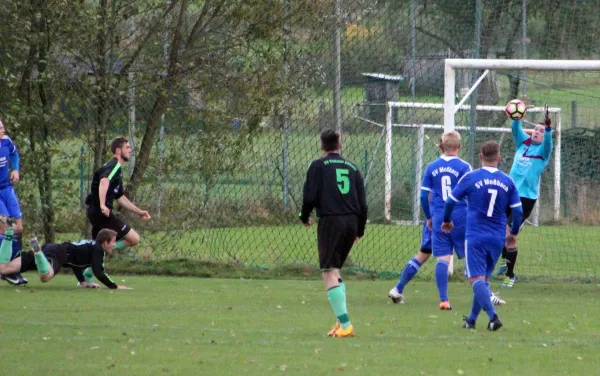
[0,228,132,289]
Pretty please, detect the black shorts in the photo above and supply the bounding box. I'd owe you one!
[87,206,131,240]
[19,244,68,274]
[317,215,358,270]
[507,197,537,227]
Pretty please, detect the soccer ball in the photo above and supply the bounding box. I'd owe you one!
[505,99,526,120]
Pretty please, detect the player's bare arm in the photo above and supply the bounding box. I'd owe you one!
[117,195,151,220]
[99,177,110,216]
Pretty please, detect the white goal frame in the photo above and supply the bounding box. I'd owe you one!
[384,102,562,225]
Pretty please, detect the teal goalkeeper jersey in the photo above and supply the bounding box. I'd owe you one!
[508,120,553,200]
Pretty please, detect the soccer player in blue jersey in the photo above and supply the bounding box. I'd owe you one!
[389,132,505,307]
[389,131,470,309]
[443,141,523,331]
[496,104,553,288]
[0,117,27,286]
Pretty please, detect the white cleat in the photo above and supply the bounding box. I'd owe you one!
[388,287,405,304]
[491,292,506,306]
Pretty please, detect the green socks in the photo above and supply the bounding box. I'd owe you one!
[327,285,351,329]
[114,240,126,251]
[0,229,14,263]
[83,267,94,283]
[34,251,51,275]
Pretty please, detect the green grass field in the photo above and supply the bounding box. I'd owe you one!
[2,276,599,375]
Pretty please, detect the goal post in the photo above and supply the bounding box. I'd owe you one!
[384,102,562,224]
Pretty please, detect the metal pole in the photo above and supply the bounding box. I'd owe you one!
[157,0,171,216]
[443,65,456,131]
[333,0,342,132]
[157,122,165,216]
[554,112,562,221]
[414,124,424,225]
[385,102,392,221]
[522,0,527,96]
[282,0,291,211]
[80,145,85,210]
[410,0,418,223]
[127,11,137,176]
[410,0,417,117]
[469,0,482,166]
[128,71,136,176]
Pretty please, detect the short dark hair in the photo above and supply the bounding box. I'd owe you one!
[110,136,129,154]
[96,228,117,244]
[320,130,340,152]
[481,140,500,162]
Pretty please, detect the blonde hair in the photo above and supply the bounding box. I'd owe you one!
[440,131,461,152]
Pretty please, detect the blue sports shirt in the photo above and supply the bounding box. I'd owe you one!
[421,155,471,218]
[446,167,522,238]
[0,135,19,190]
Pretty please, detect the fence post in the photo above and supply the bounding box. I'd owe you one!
[332,0,342,133]
[80,144,85,210]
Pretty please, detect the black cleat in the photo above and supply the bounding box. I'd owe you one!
[3,273,27,286]
[487,315,503,331]
[462,316,476,329]
[15,273,28,285]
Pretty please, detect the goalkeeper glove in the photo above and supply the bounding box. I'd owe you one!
[544,103,551,128]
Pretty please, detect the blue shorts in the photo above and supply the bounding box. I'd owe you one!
[464,236,504,279]
[432,215,465,259]
[420,222,432,252]
[0,186,22,219]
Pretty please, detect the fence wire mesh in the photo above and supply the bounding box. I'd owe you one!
[0,0,599,280]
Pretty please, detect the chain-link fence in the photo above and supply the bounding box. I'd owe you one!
[0,0,599,280]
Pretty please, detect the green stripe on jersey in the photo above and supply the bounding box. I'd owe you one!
[107,163,121,180]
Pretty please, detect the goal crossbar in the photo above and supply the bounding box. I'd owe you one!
[444,58,600,132]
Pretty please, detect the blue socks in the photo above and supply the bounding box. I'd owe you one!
[435,259,449,302]
[472,279,496,320]
[395,258,422,293]
[467,296,482,323]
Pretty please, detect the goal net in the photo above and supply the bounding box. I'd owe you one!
[359,59,600,280]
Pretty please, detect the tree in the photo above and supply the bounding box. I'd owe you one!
[126,0,327,199]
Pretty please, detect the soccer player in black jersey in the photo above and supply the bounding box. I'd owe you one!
[300,130,368,338]
[86,136,150,249]
[0,228,132,289]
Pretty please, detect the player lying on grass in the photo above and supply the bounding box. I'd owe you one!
[443,141,522,331]
[496,104,553,288]
[388,132,505,307]
[300,130,368,338]
[0,225,132,289]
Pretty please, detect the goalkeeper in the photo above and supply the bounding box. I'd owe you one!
[496,104,553,288]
